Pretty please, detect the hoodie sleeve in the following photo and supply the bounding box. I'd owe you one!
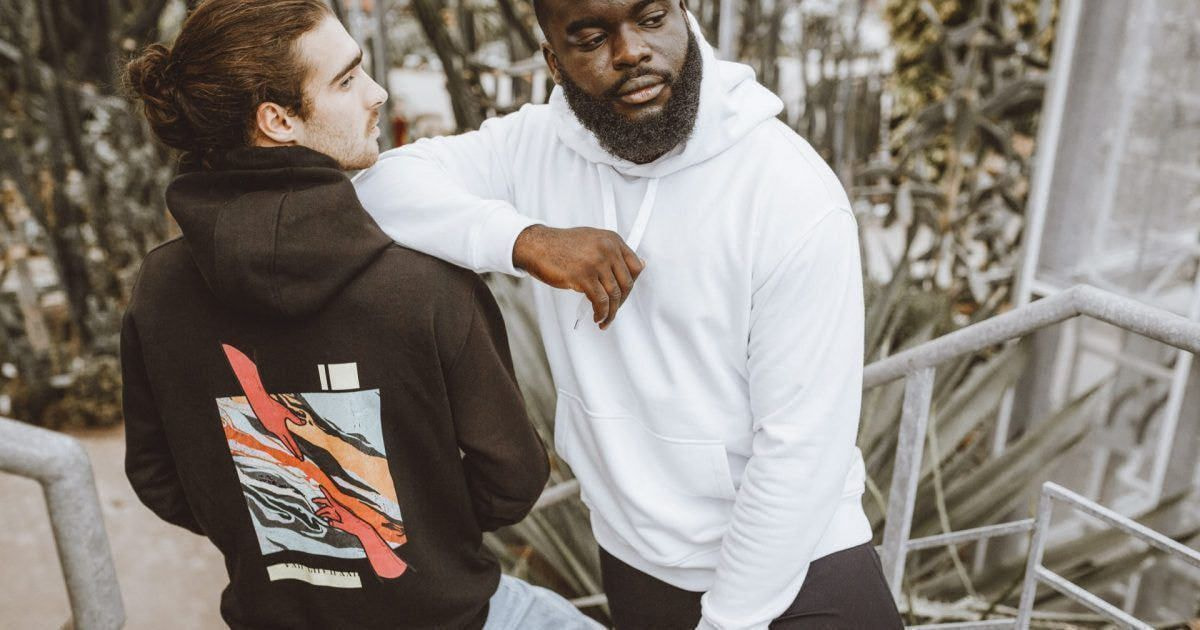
[442,274,550,531]
[121,308,204,536]
[698,208,865,630]
[353,109,542,277]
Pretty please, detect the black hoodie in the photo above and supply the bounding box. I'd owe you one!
[121,146,549,629]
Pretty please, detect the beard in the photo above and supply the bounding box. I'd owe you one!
[301,109,381,171]
[559,28,702,164]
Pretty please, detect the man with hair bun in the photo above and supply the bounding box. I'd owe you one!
[121,1,598,628]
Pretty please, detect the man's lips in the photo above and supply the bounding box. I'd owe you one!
[617,75,666,105]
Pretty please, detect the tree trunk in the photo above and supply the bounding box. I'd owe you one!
[13,3,91,345]
[495,0,539,56]
[409,0,485,130]
[762,0,787,92]
[122,0,171,44]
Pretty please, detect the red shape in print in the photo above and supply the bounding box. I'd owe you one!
[221,344,308,460]
[314,485,408,578]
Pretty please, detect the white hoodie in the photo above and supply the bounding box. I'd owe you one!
[354,19,871,630]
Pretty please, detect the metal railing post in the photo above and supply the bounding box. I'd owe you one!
[1014,490,1053,629]
[880,367,936,597]
[1014,482,1200,629]
[0,417,124,630]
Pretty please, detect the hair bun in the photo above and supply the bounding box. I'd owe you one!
[125,43,194,152]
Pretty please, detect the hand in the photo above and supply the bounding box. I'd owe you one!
[313,487,373,539]
[222,344,309,460]
[513,225,646,329]
[314,485,408,578]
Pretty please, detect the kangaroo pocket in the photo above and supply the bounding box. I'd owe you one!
[554,390,736,566]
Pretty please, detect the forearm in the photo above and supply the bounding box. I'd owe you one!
[700,208,867,628]
[464,456,547,531]
[125,452,204,535]
[122,310,203,536]
[698,447,860,629]
[446,277,550,531]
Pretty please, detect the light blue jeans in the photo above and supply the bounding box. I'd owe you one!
[483,575,605,630]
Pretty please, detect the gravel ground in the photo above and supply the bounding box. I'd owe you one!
[0,425,226,629]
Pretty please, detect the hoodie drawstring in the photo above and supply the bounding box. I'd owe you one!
[574,165,660,329]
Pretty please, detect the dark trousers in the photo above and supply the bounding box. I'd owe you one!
[599,543,903,629]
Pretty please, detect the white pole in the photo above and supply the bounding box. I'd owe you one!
[718,0,738,60]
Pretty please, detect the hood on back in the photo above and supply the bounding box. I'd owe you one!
[548,11,783,178]
[166,145,393,320]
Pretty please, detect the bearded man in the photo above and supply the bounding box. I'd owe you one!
[354,1,903,628]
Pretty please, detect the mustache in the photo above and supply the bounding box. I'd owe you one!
[603,67,674,99]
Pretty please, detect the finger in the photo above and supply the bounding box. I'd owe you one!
[585,279,611,325]
[618,241,645,281]
[612,260,635,307]
[599,271,623,328]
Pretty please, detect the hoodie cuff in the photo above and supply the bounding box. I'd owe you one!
[476,204,543,278]
[696,615,768,630]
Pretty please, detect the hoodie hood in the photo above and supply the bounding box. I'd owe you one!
[166,145,392,319]
[548,11,783,178]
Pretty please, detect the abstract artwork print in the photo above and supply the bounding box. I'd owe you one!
[218,344,407,586]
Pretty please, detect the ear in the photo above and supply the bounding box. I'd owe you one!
[254,101,300,146]
[541,42,563,85]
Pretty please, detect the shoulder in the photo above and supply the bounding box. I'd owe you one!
[129,237,194,296]
[734,120,853,242]
[449,103,555,141]
[365,245,495,358]
[125,237,205,326]
[138,236,188,267]
[507,102,554,127]
[744,119,850,211]
[366,244,488,307]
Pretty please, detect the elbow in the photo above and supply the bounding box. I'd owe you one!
[469,456,551,531]
[125,457,204,536]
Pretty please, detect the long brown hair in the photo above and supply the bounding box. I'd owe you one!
[125,0,331,164]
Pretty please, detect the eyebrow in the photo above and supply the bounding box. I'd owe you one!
[565,0,663,35]
[330,49,363,86]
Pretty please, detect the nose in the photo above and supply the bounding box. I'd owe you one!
[367,75,388,109]
[611,25,652,70]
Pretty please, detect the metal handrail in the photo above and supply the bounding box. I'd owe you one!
[864,284,1200,388]
[0,417,124,630]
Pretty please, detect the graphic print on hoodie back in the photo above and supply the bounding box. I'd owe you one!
[219,344,407,585]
